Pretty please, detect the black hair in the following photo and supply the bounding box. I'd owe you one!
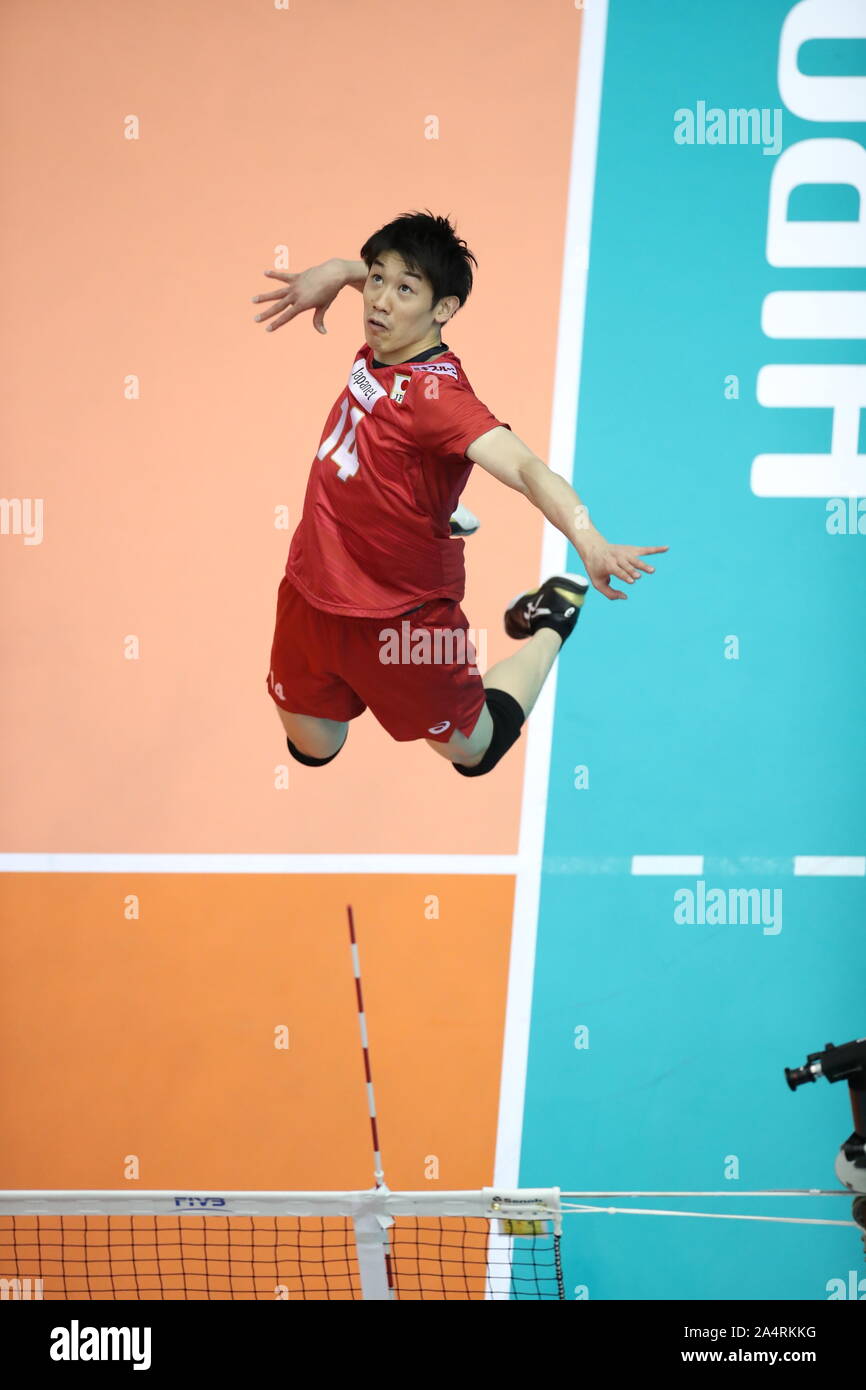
[359,210,477,319]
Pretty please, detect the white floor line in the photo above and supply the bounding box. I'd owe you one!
[0,852,858,876]
[491,0,610,1192]
[794,856,866,876]
[631,855,705,876]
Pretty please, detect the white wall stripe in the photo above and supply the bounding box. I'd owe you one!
[631,855,705,876]
[491,0,610,1193]
[794,856,866,877]
[0,853,519,875]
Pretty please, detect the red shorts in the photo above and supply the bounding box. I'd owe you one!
[266,574,487,743]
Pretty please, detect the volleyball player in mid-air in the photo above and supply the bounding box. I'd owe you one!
[253,211,667,777]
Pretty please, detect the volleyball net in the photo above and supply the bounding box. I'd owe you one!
[3,1184,862,1302]
[0,1186,564,1301]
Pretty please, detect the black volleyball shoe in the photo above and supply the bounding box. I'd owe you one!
[504,573,590,644]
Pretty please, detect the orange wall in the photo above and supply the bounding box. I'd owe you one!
[0,0,580,855]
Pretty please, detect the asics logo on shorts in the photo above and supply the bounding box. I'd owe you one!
[428,720,451,734]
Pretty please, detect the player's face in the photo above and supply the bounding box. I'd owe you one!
[363,251,443,362]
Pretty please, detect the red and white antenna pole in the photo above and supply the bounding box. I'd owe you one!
[347,905,387,1187]
[347,905,396,1298]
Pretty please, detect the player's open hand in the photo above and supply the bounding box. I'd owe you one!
[578,536,668,600]
[252,261,345,334]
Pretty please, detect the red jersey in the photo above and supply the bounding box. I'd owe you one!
[285,340,510,618]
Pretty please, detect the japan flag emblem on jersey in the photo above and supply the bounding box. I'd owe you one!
[390,372,412,405]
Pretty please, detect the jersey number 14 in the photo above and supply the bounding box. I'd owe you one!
[317,397,365,481]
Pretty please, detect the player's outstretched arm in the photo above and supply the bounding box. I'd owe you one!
[467,427,668,601]
[521,455,668,600]
[252,258,368,334]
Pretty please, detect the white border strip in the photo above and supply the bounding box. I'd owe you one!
[491,0,610,1191]
[0,853,518,874]
[0,1187,561,1219]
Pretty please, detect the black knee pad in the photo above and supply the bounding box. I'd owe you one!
[286,734,346,767]
[452,688,525,777]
